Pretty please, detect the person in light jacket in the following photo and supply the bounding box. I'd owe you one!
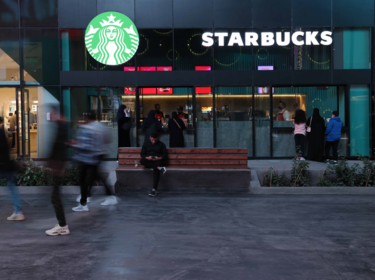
[324,111,343,165]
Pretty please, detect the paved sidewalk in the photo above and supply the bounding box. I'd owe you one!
[1,194,375,279]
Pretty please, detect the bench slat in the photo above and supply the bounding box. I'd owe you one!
[119,160,248,165]
[119,154,248,160]
[116,165,250,170]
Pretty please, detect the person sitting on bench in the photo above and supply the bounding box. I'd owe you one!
[140,132,167,197]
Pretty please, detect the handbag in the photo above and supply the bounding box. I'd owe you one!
[122,121,131,131]
[306,117,313,133]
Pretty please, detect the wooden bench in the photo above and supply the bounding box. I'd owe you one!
[115,148,250,193]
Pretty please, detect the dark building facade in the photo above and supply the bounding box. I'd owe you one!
[0,0,374,159]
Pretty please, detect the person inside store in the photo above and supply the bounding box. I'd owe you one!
[117,104,131,148]
[28,108,36,125]
[293,109,307,160]
[169,111,186,148]
[142,110,162,144]
[324,111,343,165]
[140,132,167,197]
[177,106,188,121]
[9,111,17,148]
[306,108,325,162]
[277,101,290,121]
[154,104,165,124]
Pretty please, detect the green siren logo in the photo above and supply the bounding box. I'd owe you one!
[85,12,139,65]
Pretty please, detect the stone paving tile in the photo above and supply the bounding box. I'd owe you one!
[1,194,375,279]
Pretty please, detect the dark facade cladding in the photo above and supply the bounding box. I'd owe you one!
[0,0,374,159]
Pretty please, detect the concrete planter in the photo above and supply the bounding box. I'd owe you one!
[250,170,375,194]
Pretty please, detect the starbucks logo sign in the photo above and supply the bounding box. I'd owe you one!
[85,12,139,66]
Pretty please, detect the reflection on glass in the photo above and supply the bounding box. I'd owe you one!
[61,29,97,71]
[0,29,20,84]
[214,30,252,70]
[215,87,252,156]
[139,87,194,147]
[20,0,58,27]
[294,27,331,70]
[254,29,291,70]
[100,87,136,157]
[334,28,371,69]
[0,0,19,27]
[175,29,213,70]
[254,90,270,157]
[23,29,59,85]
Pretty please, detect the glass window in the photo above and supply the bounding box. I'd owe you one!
[254,29,291,70]
[0,0,19,27]
[196,88,213,147]
[334,28,371,69]
[23,29,59,85]
[20,0,58,27]
[61,29,97,71]
[350,85,370,156]
[294,27,331,70]
[215,87,253,156]
[254,88,270,157]
[100,87,137,157]
[139,87,194,147]
[214,30,252,70]
[0,28,20,84]
[175,29,213,70]
[137,29,173,68]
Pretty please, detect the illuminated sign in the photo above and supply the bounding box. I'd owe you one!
[202,31,332,47]
[85,12,139,65]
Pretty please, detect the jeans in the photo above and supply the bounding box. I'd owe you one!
[140,159,162,190]
[294,134,306,157]
[79,163,97,206]
[325,140,340,160]
[5,171,21,213]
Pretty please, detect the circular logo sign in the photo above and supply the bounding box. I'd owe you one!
[85,12,139,66]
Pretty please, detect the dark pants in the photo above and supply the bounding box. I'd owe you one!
[325,140,340,160]
[51,174,66,227]
[79,164,97,206]
[87,167,114,197]
[294,134,306,157]
[140,158,162,190]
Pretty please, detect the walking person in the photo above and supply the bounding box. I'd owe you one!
[117,104,131,148]
[168,111,186,148]
[46,105,70,236]
[71,111,116,211]
[140,132,167,197]
[142,110,162,144]
[0,123,24,221]
[306,108,325,162]
[293,109,307,160]
[325,111,343,165]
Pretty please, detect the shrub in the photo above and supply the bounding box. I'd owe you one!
[16,159,52,186]
[316,167,334,186]
[357,155,375,186]
[290,157,310,187]
[327,157,359,187]
[62,165,80,186]
[262,167,289,187]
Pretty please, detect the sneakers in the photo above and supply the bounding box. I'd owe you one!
[148,190,157,197]
[7,212,25,221]
[300,157,306,161]
[45,224,70,236]
[76,195,90,203]
[101,196,118,206]
[159,167,167,175]
[324,159,330,164]
[72,204,89,212]
[330,160,338,165]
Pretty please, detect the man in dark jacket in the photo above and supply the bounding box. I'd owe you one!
[140,132,167,197]
[325,111,343,165]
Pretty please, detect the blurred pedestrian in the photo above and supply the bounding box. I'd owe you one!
[0,121,24,221]
[169,111,186,148]
[117,104,131,148]
[306,108,326,162]
[45,105,70,236]
[71,111,117,211]
[142,110,162,144]
[140,132,167,197]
